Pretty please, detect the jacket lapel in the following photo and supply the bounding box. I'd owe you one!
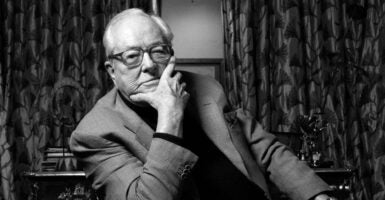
[191,97,248,177]
[191,96,269,196]
[114,88,154,150]
[226,110,270,196]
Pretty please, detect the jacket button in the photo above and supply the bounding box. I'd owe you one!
[178,164,192,179]
[185,164,192,170]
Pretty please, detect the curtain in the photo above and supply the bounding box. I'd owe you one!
[0,0,151,199]
[222,0,385,200]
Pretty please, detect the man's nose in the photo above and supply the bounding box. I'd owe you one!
[141,52,157,74]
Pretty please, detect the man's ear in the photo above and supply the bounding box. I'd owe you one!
[105,61,115,81]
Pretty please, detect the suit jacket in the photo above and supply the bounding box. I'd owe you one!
[69,72,330,200]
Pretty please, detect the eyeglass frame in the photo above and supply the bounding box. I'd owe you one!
[107,43,174,69]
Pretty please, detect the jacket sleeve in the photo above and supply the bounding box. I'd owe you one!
[231,109,330,200]
[69,128,198,200]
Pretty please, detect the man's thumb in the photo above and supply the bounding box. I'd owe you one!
[129,93,147,102]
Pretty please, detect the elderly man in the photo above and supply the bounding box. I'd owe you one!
[70,8,335,200]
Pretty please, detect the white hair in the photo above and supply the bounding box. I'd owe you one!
[103,8,174,56]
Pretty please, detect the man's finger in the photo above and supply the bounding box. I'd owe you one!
[182,90,190,101]
[174,72,182,82]
[162,56,176,78]
[129,93,148,102]
[180,82,186,91]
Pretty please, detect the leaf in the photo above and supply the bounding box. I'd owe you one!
[85,47,96,62]
[284,20,299,39]
[27,29,38,41]
[346,4,367,20]
[84,19,94,33]
[241,28,253,53]
[302,1,313,17]
[360,85,372,105]
[69,42,81,67]
[276,44,288,65]
[283,0,299,12]
[322,107,338,126]
[309,90,322,109]
[322,19,337,40]
[321,1,337,13]
[63,51,75,70]
[287,87,301,108]
[381,48,385,66]
[67,28,81,44]
[373,182,384,195]
[26,45,38,65]
[275,14,285,29]
[23,69,40,86]
[279,69,292,86]
[377,85,385,102]
[41,13,53,29]
[272,108,290,127]
[63,4,82,23]
[37,109,52,126]
[93,27,104,42]
[374,136,385,159]
[13,53,26,71]
[92,1,105,15]
[345,29,354,41]
[86,72,100,91]
[382,163,385,188]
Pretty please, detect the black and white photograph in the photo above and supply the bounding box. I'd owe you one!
[0,0,384,200]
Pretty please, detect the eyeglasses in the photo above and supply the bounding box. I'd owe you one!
[108,44,174,69]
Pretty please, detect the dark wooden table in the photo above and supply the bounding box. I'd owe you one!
[23,171,99,200]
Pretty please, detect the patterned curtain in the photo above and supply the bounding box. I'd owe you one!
[222,0,385,200]
[0,0,151,199]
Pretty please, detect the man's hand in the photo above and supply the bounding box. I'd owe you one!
[130,56,189,137]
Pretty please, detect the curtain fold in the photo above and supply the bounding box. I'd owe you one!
[222,0,385,200]
[0,0,151,199]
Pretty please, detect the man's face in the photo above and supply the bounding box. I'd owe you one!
[105,15,169,103]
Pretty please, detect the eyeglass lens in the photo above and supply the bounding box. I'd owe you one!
[120,45,172,67]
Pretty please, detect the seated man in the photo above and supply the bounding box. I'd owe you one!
[69,8,335,200]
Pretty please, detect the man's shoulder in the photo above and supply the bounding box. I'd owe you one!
[181,71,220,87]
[74,88,123,135]
[181,71,226,105]
[181,71,223,93]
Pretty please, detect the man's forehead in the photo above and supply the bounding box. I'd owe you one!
[108,15,164,51]
[113,14,150,27]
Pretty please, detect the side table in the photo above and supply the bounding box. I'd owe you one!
[23,171,99,200]
[269,167,356,200]
[314,168,356,200]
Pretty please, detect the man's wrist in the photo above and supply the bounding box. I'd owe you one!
[158,107,184,119]
[153,133,192,150]
[156,113,184,137]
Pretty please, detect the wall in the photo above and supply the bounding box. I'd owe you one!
[161,0,223,59]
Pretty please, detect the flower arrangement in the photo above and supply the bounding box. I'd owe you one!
[292,114,328,167]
